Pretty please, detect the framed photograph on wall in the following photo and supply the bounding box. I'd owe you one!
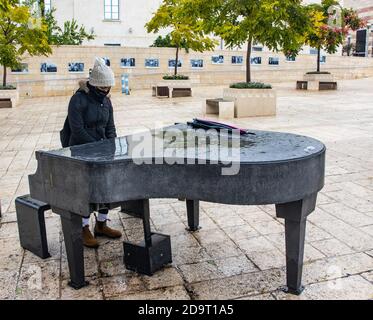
[231,56,243,64]
[251,57,262,65]
[191,59,204,68]
[168,59,182,68]
[211,55,224,64]
[11,63,29,73]
[40,62,57,73]
[68,62,85,73]
[269,57,279,66]
[145,58,160,68]
[121,58,136,68]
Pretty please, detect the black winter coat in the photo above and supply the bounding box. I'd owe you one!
[68,81,117,146]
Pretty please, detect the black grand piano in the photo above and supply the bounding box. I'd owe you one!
[15,123,325,295]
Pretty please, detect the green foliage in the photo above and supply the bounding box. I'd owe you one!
[146,0,217,75]
[230,82,272,89]
[163,74,189,80]
[305,0,365,71]
[0,0,52,86]
[185,0,314,82]
[0,84,16,89]
[45,8,95,45]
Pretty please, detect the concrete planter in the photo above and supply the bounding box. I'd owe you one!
[0,88,19,108]
[158,80,192,88]
[223,88,276,118]
[301,73,337,91]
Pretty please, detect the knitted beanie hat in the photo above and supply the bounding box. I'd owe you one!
[89,57,115,87]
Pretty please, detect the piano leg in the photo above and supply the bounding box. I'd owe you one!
[186,199,200,232]
[59,210,89,290]
[120,200,145,218]
[275,193,317,295]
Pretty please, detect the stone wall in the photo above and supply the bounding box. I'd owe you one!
[2,45,373,98]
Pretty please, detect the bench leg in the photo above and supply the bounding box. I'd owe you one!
[123,199,172,275]
[186,199,200,232]
[15,195,50,259]
[59,210,88,289]
[275,193,317,295]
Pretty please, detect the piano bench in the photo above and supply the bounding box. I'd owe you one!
[123,233,172,276]
[15,195,51,259]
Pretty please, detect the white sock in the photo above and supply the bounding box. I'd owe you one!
[82,217,90,227]
[97,212,108,222]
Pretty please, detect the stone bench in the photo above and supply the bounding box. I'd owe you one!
[205,98,235,119]
[152,80,192,98]
[0,98,12,108]
[319,82,337,90]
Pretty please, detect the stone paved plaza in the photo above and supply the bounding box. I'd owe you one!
[1,78,373,300]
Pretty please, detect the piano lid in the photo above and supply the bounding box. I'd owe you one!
[41,124,325,164]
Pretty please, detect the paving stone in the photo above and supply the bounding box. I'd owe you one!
[274,275,373,300]
[204,241,242,260]
[187,269,285,300]
[0,269,18,300]
[303,252,373,285]
[237,236,278,254]
[172,245,211,265]
[179,260,223,283]
[361,271,373,284]
[311,238,355,257]
[102,274,146,298]
[109,285,190,300]
[222,224,259,242]
[236,293,275,300]
[60,277,103,300]
[15,260,60,300]
[141,267,184,290]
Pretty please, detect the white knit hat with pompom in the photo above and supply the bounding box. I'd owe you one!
[89,57,115,87]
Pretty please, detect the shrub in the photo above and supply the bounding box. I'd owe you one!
[0,85,16,90]
[163,74,189,80]
[230,82,272,89]
[306,71,331,75]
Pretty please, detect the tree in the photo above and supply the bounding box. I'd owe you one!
[146,0,217,76]
[185,0,314,83]
[0,0,51,87]
[306,0,365,72]
[45,8,95,45]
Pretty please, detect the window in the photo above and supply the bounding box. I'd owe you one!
[310,48,318,55]
[253,46,263,52]
[44,0,51,13]
[104,0,120,20]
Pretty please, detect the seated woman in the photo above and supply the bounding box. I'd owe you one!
[67,57,122,248]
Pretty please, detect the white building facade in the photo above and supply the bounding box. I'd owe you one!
[49,0,166,47]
